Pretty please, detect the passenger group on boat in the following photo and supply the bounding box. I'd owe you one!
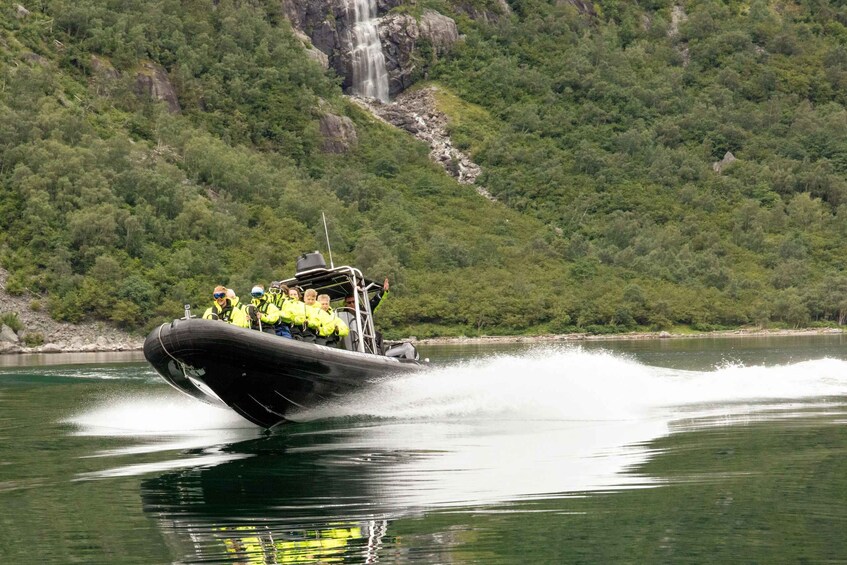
[203,277,389,348]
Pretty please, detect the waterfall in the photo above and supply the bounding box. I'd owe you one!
[348,0,389,102]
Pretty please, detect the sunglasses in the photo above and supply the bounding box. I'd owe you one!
[213,292,226,299]
[251,291,264,298]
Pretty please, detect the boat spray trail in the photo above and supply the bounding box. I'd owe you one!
[62,348,847,502]
[293,347,847,424]
[281,348,847,506]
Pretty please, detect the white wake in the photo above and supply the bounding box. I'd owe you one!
[65,347,847,500]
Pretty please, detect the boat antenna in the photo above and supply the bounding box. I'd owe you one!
[322,211,335,268]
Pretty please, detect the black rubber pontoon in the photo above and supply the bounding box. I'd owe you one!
[144,318,420,428]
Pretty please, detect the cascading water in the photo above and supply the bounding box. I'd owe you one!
[348,0,389,102]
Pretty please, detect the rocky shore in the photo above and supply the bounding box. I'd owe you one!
[1,269,842,355]
[0,268,144,354]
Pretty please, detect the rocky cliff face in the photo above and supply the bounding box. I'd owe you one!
[453,0,511,23]
[283,0,457,98]
[319,113,358,153]
[380,9,459,95]
[359,87,490,196]
[378,13,418,95]
[283,0,357,88]
[134,61,181,113]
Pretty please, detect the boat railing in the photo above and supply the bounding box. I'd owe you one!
[283,264,381,355]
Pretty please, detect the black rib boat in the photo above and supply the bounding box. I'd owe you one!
[143,254,424,428]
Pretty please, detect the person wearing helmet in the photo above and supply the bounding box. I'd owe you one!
[248,284,281,333]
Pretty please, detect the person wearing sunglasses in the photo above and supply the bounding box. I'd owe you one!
[202,285,250,327]
[248,285,281,334]
[343,277,390,313]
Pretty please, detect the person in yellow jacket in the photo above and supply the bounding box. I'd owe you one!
[203,285,250,328]
[248,285,281,334]
[300,288,322,343]
[268,282,293,338]
[316,294,349,346]
[268,282,284,307]
[282,287,308,340]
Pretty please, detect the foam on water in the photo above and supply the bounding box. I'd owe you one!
[282,348,847,505]
[64,391,255,436]
[292,348,847,423]
[65,347,847,493]
[64,392,259,479]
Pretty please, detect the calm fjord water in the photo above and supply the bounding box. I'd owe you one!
[1,335,846,563]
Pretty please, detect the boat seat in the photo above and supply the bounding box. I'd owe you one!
[337,310,357,351]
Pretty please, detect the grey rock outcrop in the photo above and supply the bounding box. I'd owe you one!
[91,54,120,79]
[454,0,511,23]
[319,113,358,153]
[669,5,691,66]
[379,14,420,96]
[135,61,180,113]
[283,0,353,90]
[360,87,489,196]
[419,10,460,53]
[292,28,330,69]
[379,11,458,96]
[713,151,737,173]
[22,52,48,66]
[669,5,687,38]
[1,324,19,344]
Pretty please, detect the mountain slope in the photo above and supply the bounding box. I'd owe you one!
[1,0,846,339]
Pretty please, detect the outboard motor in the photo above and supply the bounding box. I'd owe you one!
[384,342,419,361]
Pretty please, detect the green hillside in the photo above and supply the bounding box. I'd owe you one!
[1,0,846,338]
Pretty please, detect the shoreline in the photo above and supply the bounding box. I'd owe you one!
[411,327,845,345]
[0,327,843,357]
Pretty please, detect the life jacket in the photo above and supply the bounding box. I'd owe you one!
[203,299,249,327]
[249,295,281,331]
[317,307,350,337]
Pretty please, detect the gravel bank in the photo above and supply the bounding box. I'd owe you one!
[0,268,144,354]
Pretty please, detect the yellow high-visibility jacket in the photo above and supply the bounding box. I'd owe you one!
[202,299,250,328]
[316,307,350,337]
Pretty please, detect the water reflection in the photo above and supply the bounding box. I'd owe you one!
[74,346,847,562]
[135,410,659,563]
[140,430,401,563]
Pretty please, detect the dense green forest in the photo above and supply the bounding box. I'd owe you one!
[1,0,846,338]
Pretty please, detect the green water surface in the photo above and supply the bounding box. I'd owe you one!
[0,336,845,563]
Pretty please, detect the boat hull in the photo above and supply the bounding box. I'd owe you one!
[143,318,420,428]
